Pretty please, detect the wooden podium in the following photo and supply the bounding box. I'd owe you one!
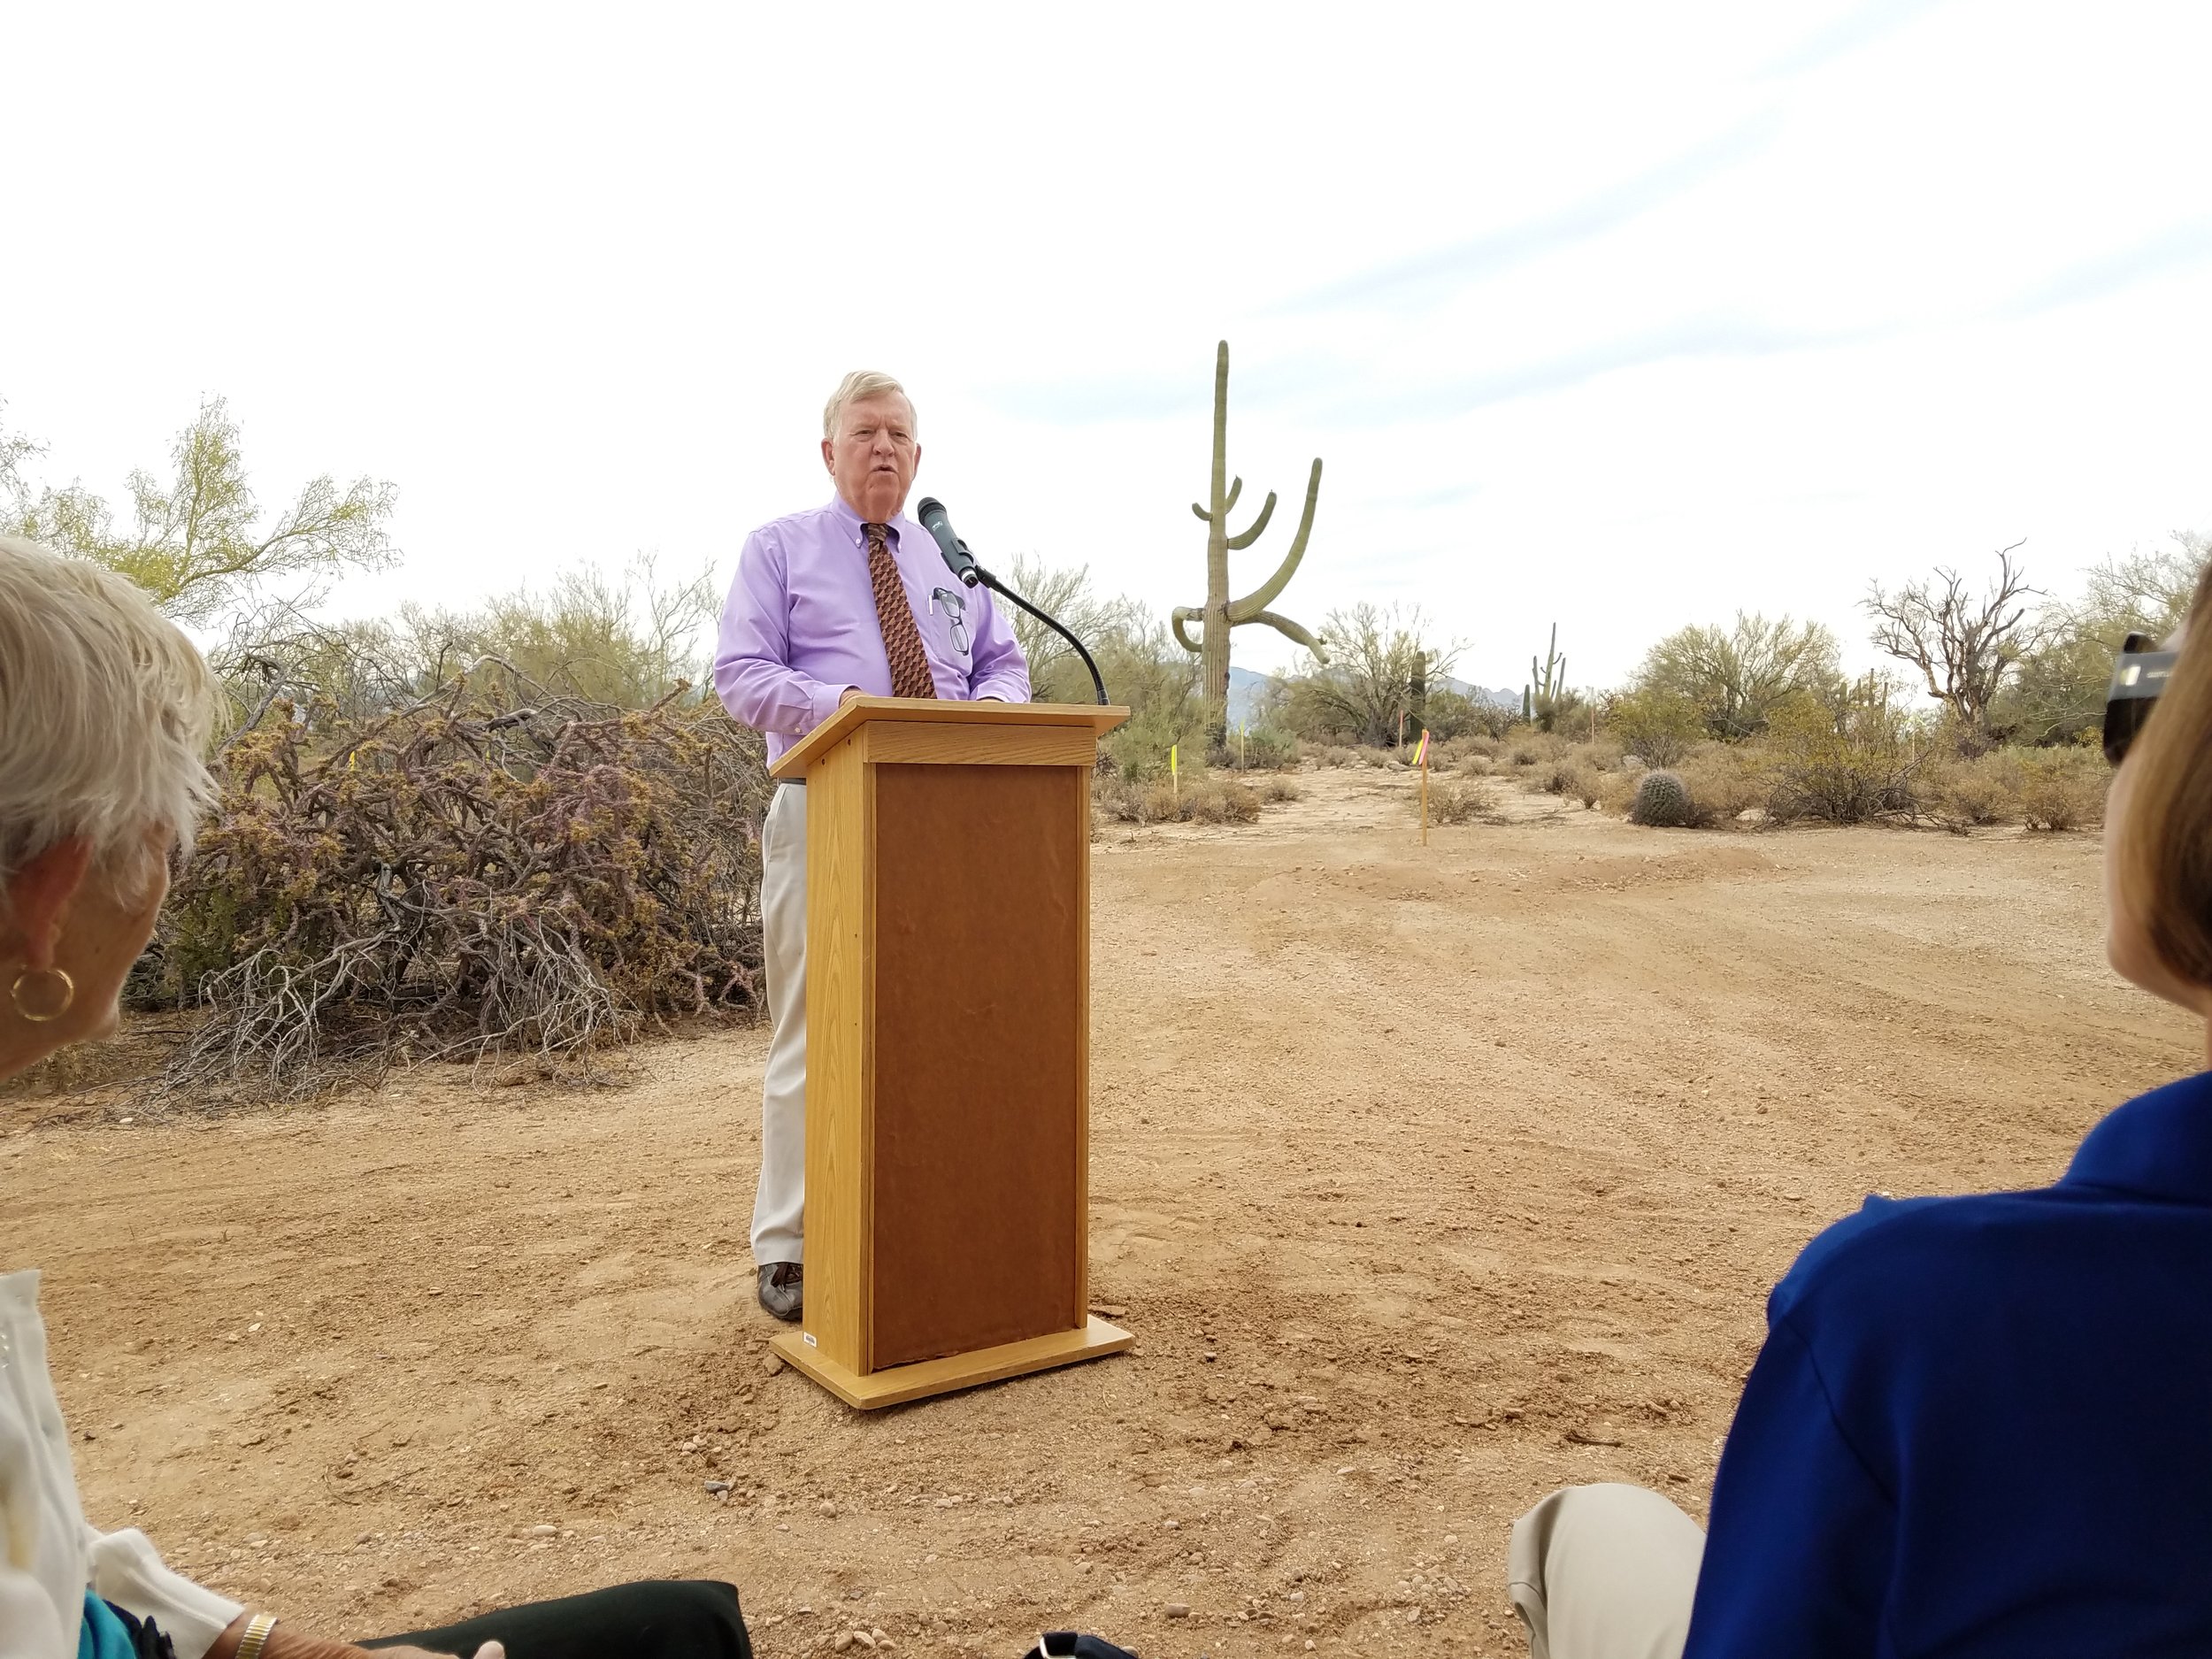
[765,697,1133,1408]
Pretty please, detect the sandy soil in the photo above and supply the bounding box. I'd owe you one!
[5,766,2196,1657]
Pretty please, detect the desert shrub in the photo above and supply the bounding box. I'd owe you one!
[1255,774,1303,804]
[1185,777,1263,824]
[1298,741,1359,768]
[2016,745,2108,831]
[1925,750,2025,833]
[1676,743,1767,826]
[150,681,771,1100]
[1436,733,1498,764]
[1531,757,1580,795]
[1092,771,1265,825]
[1604,687,1703,769]
[1760,681,1923,824]
[1629,769,1698,827]
[1427,781,1493,825]
[1596,767,1642,816]
[1455,752,1494,776]
[1506,726,1565,767]
[1215,725,1298,771]
[1566,736,1624,772]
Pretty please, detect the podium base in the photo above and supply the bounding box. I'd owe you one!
[772,1316,1134,1410]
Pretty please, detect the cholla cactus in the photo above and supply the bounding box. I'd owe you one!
[1630,769,1695,827]
[1171,341,1325,722]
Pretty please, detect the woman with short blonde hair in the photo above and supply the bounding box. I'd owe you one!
[2,537,750,1658]
[0,535,219,1057]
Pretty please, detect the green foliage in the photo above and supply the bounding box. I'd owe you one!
[1632,612,1840,740]
[1096,622,1210,780]
[1171,341,1325,718]
[1004,554,1150,704]
[2016,743,2108,831]
[2001,534,2208,745]
[1215,725,1298,771]
[1417,688,1488,740]
[1604,686,1704,768]
[1762,676,1924,823]
[1270,603,1461,748]
[4,396,396,628]
[1629,769,1695,827]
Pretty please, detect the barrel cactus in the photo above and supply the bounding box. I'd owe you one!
[1630,769,1695,827]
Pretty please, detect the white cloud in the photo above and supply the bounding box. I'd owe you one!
[4,0,2208,695]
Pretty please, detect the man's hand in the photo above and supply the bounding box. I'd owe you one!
[838,687,864,707]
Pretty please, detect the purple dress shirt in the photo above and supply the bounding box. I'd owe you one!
[714,495,1031,764]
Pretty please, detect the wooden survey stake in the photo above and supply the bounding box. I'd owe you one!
[764,698,1133,1408]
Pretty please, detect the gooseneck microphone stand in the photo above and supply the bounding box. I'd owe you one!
[967,562,1110,708]
[915,497,1110,706]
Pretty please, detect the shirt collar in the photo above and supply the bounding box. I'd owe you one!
[2062,1070,2212,1205]
[826,494,905,543]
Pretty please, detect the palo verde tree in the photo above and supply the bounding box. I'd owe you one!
[4,396,396,628]
[1864,541,2041,754]
[1632,611,1840,741]
[1171,340,1325,727]
[1277,603,1459,748]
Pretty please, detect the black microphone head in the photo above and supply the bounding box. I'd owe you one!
[915,496,949,530]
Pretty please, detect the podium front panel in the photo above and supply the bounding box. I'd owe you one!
[866,762,1087,1367]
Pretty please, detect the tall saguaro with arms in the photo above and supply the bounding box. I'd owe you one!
[1172,339,1327,725]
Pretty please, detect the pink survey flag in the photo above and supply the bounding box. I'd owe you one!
[1411,731,1431,768]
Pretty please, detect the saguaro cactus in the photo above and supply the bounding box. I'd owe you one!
[1526,623,1567,733]
[1171,341,1325,722]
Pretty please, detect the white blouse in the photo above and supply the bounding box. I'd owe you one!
[1,1271,242,1659]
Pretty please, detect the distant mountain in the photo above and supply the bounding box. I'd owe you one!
[1226,665,1271,727]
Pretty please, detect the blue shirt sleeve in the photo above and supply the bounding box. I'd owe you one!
[1685,1312,1896,1658]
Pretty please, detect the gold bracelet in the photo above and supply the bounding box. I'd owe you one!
[234,1612,278,1659]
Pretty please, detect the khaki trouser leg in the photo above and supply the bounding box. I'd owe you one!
[1507,1484,1705,1659]
[752,783,807,1265]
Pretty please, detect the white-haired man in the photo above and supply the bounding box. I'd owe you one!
[713,372,1030,1321]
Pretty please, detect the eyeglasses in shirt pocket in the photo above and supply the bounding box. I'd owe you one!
[931,587,972,659]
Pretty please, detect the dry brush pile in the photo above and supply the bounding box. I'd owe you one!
[142,677,771,1101]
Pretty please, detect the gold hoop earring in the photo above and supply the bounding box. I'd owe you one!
[9,968,75,1024]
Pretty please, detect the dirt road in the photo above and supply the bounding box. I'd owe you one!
[6,767,2193,1656]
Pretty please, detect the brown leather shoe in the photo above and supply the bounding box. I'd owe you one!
[757,1262,803,1322]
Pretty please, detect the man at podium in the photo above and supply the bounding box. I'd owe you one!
[711,370,1030,1322]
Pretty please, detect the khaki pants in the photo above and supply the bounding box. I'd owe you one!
[1507,1485,1706,1659]
[753,783,807,1265]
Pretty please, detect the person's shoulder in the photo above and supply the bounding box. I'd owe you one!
[1771,1186,2077,1326]
[743,502,847,551]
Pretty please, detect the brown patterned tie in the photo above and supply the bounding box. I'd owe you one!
[864,522,938,701]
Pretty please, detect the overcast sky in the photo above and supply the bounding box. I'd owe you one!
[7,1,2210,693]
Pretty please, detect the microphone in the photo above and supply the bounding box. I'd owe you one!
[907,496,1110,706]
[914,497,981,588]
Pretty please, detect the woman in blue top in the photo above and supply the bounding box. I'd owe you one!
[1507,580,2212,1658]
